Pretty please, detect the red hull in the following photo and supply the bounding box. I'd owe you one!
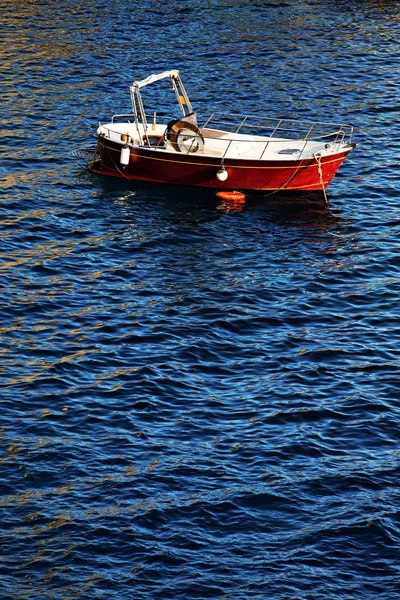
[94,138,350,192]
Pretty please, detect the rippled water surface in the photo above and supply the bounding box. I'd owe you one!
[1,1,400,598]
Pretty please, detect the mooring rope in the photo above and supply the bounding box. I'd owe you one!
[313,153,328,205]
[88,140,101,172]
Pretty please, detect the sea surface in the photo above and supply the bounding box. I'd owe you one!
[1,1,400,598]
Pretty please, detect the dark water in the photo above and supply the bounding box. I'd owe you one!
[1,1,400,598]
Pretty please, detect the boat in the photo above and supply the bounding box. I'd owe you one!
[77,69,356,195]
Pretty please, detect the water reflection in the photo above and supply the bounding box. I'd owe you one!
[87,171,344,240]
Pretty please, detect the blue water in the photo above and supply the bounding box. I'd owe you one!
[1,1,400,598]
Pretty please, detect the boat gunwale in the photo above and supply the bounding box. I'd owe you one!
[98,135,353,168]
[98,128,354,165]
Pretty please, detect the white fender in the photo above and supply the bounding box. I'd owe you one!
[120,145,130,167]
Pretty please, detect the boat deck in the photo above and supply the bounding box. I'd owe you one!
[97,121,346,162]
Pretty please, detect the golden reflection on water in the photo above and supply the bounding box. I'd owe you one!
[0,233,114,273]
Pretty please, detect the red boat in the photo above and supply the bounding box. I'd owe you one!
[79,69,356,194]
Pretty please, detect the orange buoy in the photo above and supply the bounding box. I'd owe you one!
[215,191,246,203]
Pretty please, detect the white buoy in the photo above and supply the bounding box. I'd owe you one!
[120,145,130,167]
[216,166,228,181]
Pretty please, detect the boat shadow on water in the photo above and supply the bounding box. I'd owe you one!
[82,169,341,229]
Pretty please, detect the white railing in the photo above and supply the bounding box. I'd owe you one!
[201,112,354,144]
[102,112,354,160]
